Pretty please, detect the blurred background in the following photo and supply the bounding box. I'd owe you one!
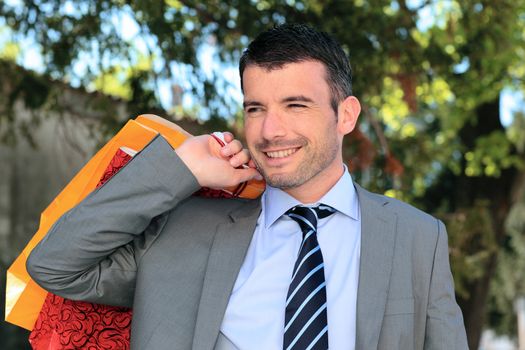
[0,0,524,349]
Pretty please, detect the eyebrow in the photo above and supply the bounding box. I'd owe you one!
[243,100,263,109]
[281,95,314,104]
[243,95,314,108]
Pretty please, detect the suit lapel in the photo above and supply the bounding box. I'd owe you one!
[354,185,398,349]
[192,199,261,350]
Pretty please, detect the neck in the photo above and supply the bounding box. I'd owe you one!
[284,162,345,204]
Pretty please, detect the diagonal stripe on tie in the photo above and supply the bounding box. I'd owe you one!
[289,246,320,282]
[285,281,327,346]
[305,325,329,350]
[285,282,326,331]
[286,302,328,349]
[283,204,335,350]
[286,263,324,306]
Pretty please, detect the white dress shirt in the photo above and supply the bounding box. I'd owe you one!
[220,169,361,350]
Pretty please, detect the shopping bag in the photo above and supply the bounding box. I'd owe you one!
[29,148,135,350]
[5,114,265,331]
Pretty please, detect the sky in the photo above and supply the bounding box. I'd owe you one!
[0,0,523,126]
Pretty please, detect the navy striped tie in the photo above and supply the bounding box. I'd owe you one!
[283,204,336,350]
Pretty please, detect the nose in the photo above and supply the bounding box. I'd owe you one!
[261,109,287,140]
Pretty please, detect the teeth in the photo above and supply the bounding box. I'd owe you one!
[266,148,298,158]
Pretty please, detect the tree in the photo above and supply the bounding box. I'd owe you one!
[1,1,525,348]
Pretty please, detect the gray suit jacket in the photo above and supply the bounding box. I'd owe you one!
[27,136,468,350]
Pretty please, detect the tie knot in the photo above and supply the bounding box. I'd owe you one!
[286,204,336,234]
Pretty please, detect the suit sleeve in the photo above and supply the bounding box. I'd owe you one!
[26,135,200,307]
[424,220,469,349]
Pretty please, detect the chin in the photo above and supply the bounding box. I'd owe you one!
[264,173,303,189]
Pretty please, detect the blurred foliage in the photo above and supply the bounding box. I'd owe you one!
[1,0,525,347]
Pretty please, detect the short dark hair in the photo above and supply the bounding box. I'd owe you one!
[239,24,353,112]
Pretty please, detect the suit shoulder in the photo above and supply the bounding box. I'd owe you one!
[173,194,261,220]
[184,195,257,208]
[357,185,439,229]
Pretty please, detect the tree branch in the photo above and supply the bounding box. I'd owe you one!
[361,105,390,156]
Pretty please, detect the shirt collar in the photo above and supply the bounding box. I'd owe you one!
[262,166,360,228]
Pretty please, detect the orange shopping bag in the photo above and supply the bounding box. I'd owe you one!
[5,114,265,331]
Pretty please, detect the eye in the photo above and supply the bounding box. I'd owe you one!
[245,106,263,114]
[288,103,307,109]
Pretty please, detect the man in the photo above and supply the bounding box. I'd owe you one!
[27,24,468,349]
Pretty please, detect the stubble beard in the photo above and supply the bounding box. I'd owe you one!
[251,135,339,190]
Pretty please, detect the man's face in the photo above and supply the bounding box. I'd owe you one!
[242,61,348,192]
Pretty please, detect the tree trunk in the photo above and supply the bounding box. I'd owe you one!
[456,97,520,350]
[424,96,523,350]
[460,253,498,349]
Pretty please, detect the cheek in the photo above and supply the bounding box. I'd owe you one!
[244,120,260,141]
[244,127,254,145]
[244,132,258,157]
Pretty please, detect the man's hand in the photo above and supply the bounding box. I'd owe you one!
[175,132,262,189]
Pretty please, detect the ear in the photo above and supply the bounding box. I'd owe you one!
[337,96,361,135]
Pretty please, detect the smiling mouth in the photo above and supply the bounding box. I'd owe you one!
[264,147,300,158]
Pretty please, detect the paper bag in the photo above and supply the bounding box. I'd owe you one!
[5,114,264,330]
[29,148,135,350]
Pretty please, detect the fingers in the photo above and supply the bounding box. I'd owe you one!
[229,149,251,168]
[210,131,252,169]
[215,132,262,182]
[178,132,262,189]
[219,133,250,167]
[233,167,263,183]
[220,138,243,157]
[217,133,254,169]
[222,132,234,143]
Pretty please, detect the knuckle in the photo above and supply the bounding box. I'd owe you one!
[232,139,242,147]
